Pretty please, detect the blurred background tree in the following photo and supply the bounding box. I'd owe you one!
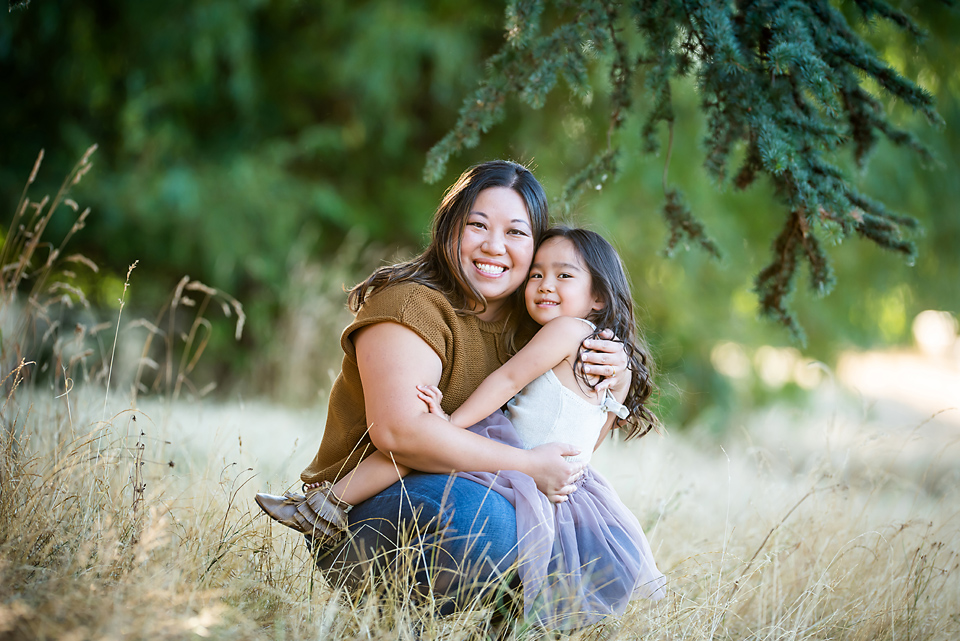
[2,0,957,425]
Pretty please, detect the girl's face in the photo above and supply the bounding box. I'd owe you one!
[525,237,604,325]
[458,186,535,321]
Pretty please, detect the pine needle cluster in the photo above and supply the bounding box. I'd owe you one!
[426,0,945,341]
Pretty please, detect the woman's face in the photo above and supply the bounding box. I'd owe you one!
[458,186,535,321]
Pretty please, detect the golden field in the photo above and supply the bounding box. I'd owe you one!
[1,344,957,640]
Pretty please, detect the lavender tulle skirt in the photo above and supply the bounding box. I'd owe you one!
[459,411,666,629]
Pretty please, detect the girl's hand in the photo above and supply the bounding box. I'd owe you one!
[580,329,629,394]
[524,442,584,503]
[417,384,450,421]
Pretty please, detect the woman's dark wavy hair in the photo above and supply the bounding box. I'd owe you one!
[348,160,549,351]
[542,226,660,440]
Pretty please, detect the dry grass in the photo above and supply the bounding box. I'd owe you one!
[595,401,960,640]
[0,376,956,641]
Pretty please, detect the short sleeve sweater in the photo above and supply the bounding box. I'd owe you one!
[300,282,514,484]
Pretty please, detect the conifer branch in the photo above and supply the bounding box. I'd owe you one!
[428,0,943,337]
[559,149,618,215]
[662,120,674,195]
[755,208,807,343]
[506,0,545,49]
[663,189,722,260]
[852,0,926,40]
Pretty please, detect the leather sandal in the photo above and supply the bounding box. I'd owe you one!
[255,481,353,546]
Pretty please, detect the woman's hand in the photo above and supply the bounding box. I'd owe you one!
[580,328,629,395]
[524,443,584,503]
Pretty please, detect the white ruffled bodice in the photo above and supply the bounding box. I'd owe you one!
[504,369,628,464]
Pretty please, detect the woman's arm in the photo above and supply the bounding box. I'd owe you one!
[354,321,583,502]
[447,316,589,429]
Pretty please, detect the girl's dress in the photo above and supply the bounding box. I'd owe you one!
[458,328,666,629]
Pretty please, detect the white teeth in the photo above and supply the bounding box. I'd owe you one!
[475,262,505,275]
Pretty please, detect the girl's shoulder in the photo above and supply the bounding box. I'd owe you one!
[534,316,596,349]
[540,315,596,332]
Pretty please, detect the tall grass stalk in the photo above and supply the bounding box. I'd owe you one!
[100,261,137,426]
[0,146,98,385]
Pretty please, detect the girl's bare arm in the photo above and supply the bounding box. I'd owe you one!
[447,316,592,429]
[331,450,410,506]
[354,321,582,502]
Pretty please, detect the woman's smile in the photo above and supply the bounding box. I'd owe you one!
[473,260,507,276]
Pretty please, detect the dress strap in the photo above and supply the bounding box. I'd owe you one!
[600,391,630,420]
[576,318,626,418]
[573,317,598,330]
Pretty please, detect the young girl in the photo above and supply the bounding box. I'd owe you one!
[257,226,665,626]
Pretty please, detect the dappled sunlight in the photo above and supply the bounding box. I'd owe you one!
[754,345,801,388]
[837,349,959,424]
[709,311,959,431]
[837,310,960,428]
[913,309,959,357]
[710,341,825,389]
[709,341,751,379]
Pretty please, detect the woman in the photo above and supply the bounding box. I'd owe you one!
[296,160,630,615]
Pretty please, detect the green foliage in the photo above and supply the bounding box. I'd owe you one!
[1,0,957,422]
[428,0,948,342]
[1,0,500,384]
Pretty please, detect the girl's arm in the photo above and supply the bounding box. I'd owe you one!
[593,418,617,453]
[595,394,625,451]
[331,450,410,506]
[447,316,592,429]
[354,321,583,502]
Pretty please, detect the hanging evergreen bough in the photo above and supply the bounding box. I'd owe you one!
[425,0,946,342]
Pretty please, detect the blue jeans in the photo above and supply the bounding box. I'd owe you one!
[310,472,520,616]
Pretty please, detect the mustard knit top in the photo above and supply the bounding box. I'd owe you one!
[300,282,514,484]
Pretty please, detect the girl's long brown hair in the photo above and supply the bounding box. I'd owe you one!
[542,226,660,440]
